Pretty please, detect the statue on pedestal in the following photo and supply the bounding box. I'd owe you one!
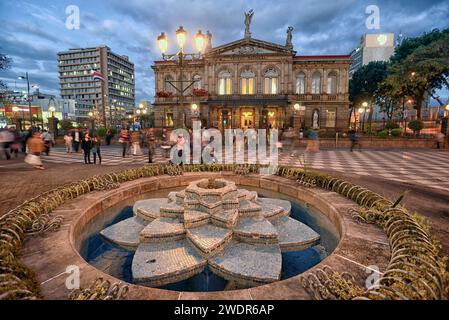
[286,26,294,49]
[244,9,254,38]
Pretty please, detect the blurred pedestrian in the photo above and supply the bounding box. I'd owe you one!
[25,131,45,170]
[64,132,73,153]
[146,128,156,163]
[91,134,102,164]
[40,130,54,156]
[131,130,141,155]
[0,128,14,160]
[119,128,130,158]
[72,128,81,153]
[81,132,92,164]
[349,129,361,152]
[105,129,113,146]
[435,132,445,149]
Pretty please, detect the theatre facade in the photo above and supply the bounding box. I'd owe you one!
[152,24,351,132]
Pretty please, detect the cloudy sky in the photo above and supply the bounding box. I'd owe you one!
[0,0,448,103]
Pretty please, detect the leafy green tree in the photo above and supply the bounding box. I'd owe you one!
[349,61,388,128]
[59,119,73,131]
[383,29,449,118]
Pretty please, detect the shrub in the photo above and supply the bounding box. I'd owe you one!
[391,128,402,137]
[408,120,424,133]
[385,121,399,130]
[59,119,73,131]
[378,130,388,138]
[96,127,107,137]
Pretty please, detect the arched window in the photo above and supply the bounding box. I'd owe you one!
[295,72,306,94]
[193,74,202,90]
[327,72,337,94]
[264,68,278,94]
[240,69,255,95]
[312,71,321,94]
[164,75,175,93]
[218,70,232,95]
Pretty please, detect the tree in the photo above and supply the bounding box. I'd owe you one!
[59,119,74,131]
[0,53,12,97]
[384,32,449,118]
[349,61,388,129]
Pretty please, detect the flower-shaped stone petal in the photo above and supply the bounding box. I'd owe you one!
[100,216,148,249]
[132,240,206,287]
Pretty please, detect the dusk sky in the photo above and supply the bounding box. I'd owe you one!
[1,0,448,103]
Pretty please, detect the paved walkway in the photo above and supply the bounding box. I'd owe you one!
[7,146,446,193]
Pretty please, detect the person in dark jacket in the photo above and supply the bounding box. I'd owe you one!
[105,129,113,146]
[91,134,102,164]
[81,133,92,164]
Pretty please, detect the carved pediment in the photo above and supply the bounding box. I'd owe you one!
[207,38,295,57]
[221,45,279,55]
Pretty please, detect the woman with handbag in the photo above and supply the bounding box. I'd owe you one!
[25,132,45,170]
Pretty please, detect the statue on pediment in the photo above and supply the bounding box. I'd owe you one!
[244,9,254,38]
[286,26,294,49]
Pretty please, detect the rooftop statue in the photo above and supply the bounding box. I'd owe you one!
[244,9,254,38]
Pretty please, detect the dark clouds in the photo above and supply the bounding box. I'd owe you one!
[0,0,448,102]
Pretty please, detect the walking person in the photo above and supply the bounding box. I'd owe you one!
[105,129,113,146]
[0,128,14,160]
[119,128,130,158]
[40,130,54,156]
[25,132,45,170]
[349,129,361,152]
[64,132,73,153]
[91,134,102,164]
[171,133,185,165]
[435,132,445,149]
[72,128,81,153]
[81,133,92,164]
[146,128,156,163]
[131,130,141,156]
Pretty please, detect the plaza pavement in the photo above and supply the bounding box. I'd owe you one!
[22,144,449,194]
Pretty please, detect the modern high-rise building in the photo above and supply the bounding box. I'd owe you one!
[57,46,135,126]
[349,33,395,78]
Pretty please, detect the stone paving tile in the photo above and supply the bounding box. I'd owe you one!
[100,216,148,248]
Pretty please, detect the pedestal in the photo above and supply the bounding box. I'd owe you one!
[48,117,59,136]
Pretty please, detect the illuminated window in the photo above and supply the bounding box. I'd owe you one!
[312,71,321,94]
[264,68,278,94]
[218,70,232,95]
[326,110,336,127]
[240,69,255,95]
[296,72,305,94]
[165,112,174,127]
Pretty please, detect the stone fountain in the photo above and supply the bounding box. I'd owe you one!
[100,178,320,287]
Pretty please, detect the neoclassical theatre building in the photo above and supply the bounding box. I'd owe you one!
[152,15,351,132]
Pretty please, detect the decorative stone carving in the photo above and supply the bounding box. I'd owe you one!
[100,178,320,287]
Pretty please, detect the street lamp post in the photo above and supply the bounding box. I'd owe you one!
[17,72,33,128]
[157,27,205,128]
